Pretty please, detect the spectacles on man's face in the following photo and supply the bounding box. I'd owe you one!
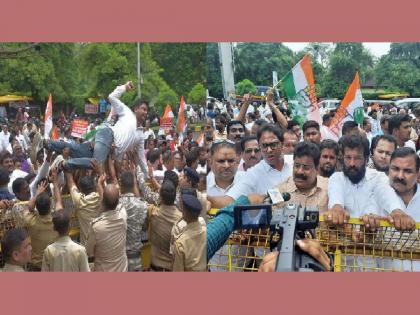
[293,162,314,172]
[244,148,261,154]
[213,139,235,145]
[261,141,280,151]
[229,127,244,133]
[215,159,236,165]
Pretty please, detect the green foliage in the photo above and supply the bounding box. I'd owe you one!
[150,43,207,97]
[207,43,223,99]
[234,43,296,86]
[187,83,206,105]
[235,79,257,95]
[374,43,420,96]
[321,43,374,98]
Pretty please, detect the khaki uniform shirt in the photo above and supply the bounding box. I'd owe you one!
[171,221,206,272]
[276,175,329,213]
[149,204,182,270]
[1,263,25,272]
[70,186,101,246]
[41,236,90,272]
[24,212,58,269]
[86,209,128,272]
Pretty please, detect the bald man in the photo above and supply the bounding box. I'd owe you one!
[86,184,128,272]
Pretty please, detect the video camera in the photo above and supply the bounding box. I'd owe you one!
[233,191,330,272]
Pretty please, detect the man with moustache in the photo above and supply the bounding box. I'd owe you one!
[302,120,321,145]
[318,140,339,178]
[250,142,328,213]
[227,120,246,144]
[367,135,397,173]
[208,124,293,209]
[282,130,299,156]
[325,135,406,226]
[388,114,416,150]
[238,136,262,172]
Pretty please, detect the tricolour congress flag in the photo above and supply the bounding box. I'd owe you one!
[328,72,364,137]
[176,96,187,133]
[282,54,320,125]
[44,94,53,139]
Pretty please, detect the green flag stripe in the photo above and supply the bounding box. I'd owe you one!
[282,71,297,99]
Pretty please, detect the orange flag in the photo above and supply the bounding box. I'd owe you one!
[176,96,187,133]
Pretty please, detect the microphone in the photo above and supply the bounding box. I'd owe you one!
[265,189,291,204]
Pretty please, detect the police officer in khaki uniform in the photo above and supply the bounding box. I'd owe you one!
[42,209,90,272]
[171,194,206,272]
[86,184,128,272]
[23,191,58,271]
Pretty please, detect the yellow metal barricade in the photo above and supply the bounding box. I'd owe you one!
[207,212,420,272]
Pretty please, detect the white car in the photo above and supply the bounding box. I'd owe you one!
[395,98,420,110]
[318,100,341,111]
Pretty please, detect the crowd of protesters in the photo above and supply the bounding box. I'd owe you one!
[0,81,206,272]
[206,90,420,272]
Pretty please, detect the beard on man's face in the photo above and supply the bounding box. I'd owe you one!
[320,164,336,177]
[343,163,366,184]
[373,159,389,173]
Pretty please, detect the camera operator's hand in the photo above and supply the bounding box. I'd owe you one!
[324,204,350,226]
[248,193,266,205]
[259,239,331,272]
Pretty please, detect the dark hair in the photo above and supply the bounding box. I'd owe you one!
[35,192,51,215]
[133,99,149,110]
[322,113,333,125]
[0,152,12,165]
[120,171,135,190]
[148,149,161,164]
[339,135,370,160]
[185,149,199,167]
[319,139,339,156]
[342,121,359,136]
[240,136,258,152]
[12,178,27,197]
[390,147,420,171]
[1,228,28,262]
[0,167,9,186]
[162,150,173,164]
[293,141,320,167]
[215,114,227,125]
[380,114,391,125]
[287,120,300,130]
[388,114,412,135]
[188,141,199,151]
[160,180,176,205]
[163,170,179,189]
[227,120,245,134]
[370,135,397,155]
[302,120,320,133]
[52,209,70,235]
[283,129,299,139]
[79,176,96,195]
[210,140,236,156]
[257,124,284,143]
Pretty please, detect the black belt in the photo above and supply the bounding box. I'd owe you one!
[150,264,170,272]
[126,251,140,259]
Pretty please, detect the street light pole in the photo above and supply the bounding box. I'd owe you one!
[137,42,141,100]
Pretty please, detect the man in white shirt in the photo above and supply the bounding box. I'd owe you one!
[238,136,262,172]
[325,134,405,223]
[208,124,293,209]
[61,82,147,173]
[388,114,416,149]
[207,139,243,197]
[0,124,12,153]
[143,120,155,140]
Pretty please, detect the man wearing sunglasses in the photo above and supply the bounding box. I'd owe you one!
[208,124,293,209]
[238,136,262,172]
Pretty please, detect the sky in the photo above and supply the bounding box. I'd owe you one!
[283,42,391,58]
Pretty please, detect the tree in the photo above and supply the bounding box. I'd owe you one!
[150,43,207,97]
[234,43,296,86]
[322,43,374,98]
[235,79,257,96]
[187,83,206,105]
[304,42,332,68]
[207,43,223,99]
